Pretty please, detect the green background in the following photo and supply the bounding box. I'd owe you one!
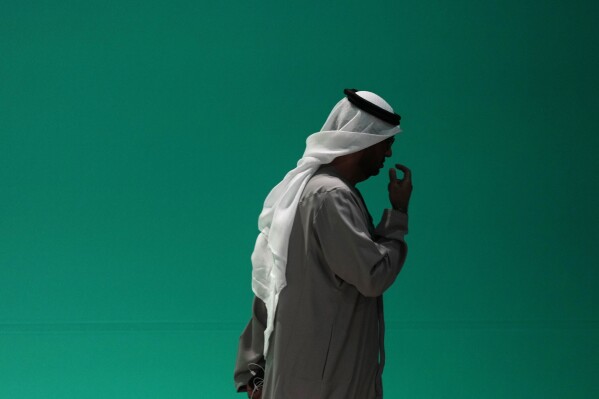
[1,0,598,397]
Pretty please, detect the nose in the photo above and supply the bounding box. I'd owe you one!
[385,148,392,157]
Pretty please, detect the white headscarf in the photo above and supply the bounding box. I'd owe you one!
[251,91,401,355]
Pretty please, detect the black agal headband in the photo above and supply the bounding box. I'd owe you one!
[344,88,401,126]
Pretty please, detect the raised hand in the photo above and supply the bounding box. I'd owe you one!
[388,164,412,213]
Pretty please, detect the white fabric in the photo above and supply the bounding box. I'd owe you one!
[251,92,401,355]
[349,90,394,113]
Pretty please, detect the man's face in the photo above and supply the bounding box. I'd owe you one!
[358,136,394,180]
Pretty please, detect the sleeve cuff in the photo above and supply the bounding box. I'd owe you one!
[375,208,408,240]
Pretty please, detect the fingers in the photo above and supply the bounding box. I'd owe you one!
[388,168,397,182]
[394,164,412,182]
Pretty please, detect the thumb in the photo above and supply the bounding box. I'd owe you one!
[389,168,397,182]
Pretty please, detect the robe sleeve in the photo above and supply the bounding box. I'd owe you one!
[314,188,408,297]
[233,296,267,392]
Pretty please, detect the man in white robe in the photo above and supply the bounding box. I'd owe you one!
[234,89,412,399]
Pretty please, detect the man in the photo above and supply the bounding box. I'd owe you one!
[234,89,412,399]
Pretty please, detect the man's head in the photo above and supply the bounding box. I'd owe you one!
[323,89,400,184]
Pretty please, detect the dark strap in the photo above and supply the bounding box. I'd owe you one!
[344,88,401,126]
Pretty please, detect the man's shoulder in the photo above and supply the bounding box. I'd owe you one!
[302,168,355,201]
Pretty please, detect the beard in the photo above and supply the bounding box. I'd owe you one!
[357,147,385,178]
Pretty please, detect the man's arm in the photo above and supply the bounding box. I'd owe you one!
[314,188,408,297]
[234,296,267,396]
